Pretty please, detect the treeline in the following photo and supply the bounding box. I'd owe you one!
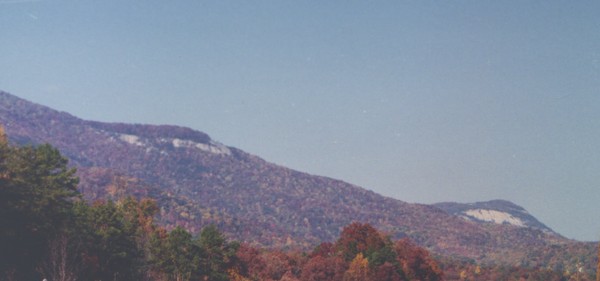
[0,131,596,281]
[0,133,234,280]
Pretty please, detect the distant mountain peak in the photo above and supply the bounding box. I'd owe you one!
[434,200,555,234]
[462,209,526,227]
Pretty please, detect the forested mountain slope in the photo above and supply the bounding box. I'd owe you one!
[0,91,595,272]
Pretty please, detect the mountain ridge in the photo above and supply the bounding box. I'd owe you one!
[0,90,596,272]
[434,199,556,235]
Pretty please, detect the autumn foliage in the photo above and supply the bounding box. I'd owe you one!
[0,132,597,280]
[395,238,443,281]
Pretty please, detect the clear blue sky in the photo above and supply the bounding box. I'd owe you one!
[1,0,599,241]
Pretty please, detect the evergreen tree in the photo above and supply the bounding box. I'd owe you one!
[163,226,199,281]
[197,224,239,281]
[0,140,79,279]
[80,200,144,280]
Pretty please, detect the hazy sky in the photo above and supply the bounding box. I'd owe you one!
[1,1,599,241]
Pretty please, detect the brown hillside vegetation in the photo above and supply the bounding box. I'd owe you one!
[0,91,596,277]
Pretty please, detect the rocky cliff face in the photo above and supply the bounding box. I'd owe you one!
[434,200,555,234]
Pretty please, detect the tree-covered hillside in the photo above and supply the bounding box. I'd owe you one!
[0,129,597,280]
[0,130,442,280]
[0,91,596,273]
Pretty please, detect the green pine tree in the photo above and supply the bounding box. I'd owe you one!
[0,141,79,279]
[197,225,239,281]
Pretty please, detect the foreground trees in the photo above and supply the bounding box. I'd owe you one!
[232,222,442,281]
[305,222,441,281]
[0,134,79,280]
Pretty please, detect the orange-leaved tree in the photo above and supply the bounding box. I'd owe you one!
[344,253,369,281]
[395,238,443,281]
